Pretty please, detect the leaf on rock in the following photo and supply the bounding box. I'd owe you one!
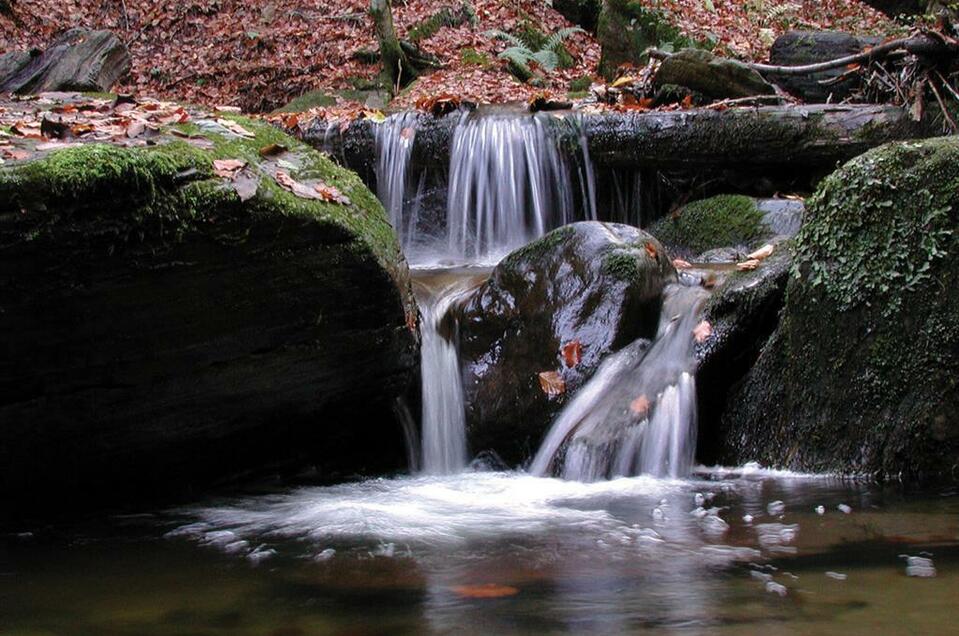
[644,241,658,259]
[451,584,519,599]
[701,272,718,289]
[630,394,650,417]
[693,320,713,344]
[746,244,774,261]
[561,340,582,368]
[314,181,351,205]
[736,259,761,271]
[1,147,30,160]
[232,172,259,201]
[216,118,255,138]
[259,142,288,157]
[213,158,247,178]
[672,258,692,269]
[538,371,566,397]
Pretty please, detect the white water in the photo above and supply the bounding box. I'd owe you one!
[374,112,419,252]
[413,271,487,474]
[531,284,708,480]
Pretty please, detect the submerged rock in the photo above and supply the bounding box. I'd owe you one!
[454,221,675,464]
[0,95,417,509]
[721,137,959,478]
[0,28,130,94]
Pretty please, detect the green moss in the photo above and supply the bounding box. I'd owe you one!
[569,75,593,92]
[408,3,477,42]
[601,250,641,280]
[461,48,491,66]
[649,195,766,253]
[274,90,337,113]
[504,224,575,266]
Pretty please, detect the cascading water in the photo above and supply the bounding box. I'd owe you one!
[446,110,597,262]
[412,270,487,474]
[531,284,708,481]
[374,112,419,251]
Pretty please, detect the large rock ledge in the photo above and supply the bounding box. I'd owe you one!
[0,95,418,509]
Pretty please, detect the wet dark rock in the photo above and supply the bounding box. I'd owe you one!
[553,0,602,32]
[0,105,418,511]
[0,28,130,94]
[654,49,776,100]
[721,137,959,479]
[767,31,879,103]
[454,221,675,464]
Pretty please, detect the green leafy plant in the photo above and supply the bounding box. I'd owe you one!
[486,26,584,82]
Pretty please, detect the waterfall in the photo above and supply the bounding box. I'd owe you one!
[446,110,597,261]
[374,112,419,252]
[413,271,487,474]
[530,284,708,481]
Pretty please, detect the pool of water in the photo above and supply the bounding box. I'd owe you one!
[1,467,956,635]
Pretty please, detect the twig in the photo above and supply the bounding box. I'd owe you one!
[705,94,789,109]
[935,70,959,102]
[928,74,958,131]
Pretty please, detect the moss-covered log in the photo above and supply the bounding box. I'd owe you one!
[0,97,418,510]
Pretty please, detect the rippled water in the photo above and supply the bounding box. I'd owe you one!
[2,467,956,635]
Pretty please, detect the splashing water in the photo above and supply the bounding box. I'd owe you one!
[531,284,708,481]
[413,269,488,474]
[375,112,419,250]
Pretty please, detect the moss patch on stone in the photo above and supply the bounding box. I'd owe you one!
[503,224,576,266]
[649,194,767,254]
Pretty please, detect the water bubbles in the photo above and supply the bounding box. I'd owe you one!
[694,493,705,507]
[815,505,825,515]
[825,571,848,581]
[751,570,773,582]
[765,581,788,597]
[755,523,799,553]
[374,542,397,558]
[767,500,786,516]
[223,540,249,554]
[652,507,665,521]
[742,514,754,524]
[247,544,277,565]
[701,513,730,538]
[903,555,937,578]
[837,503,852,514]
[690,506,708,519]
[314,548,336,562]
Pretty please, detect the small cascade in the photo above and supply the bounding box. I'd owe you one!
[530,284,708,481]
[413,270,486,474]
[374,112,419,251]
[446,110,597,261]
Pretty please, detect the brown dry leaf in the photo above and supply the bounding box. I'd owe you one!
[561,340,582,368]
[451,584,519,599]
[232,172,259,202]
[736,259,761,271]
[314,182,351,205]
[538,371,566,397]
[126,120,146,138]
[213,158,247,178]
[275,169,322,200]
[630,394,651,417]
[681,94,695,109]
[644,241,658,259]
[693,320,713,344]
[258,142,287,157]
[2,147,31,161]
[701,273,718,289]
[216,118,255,138]
[746,244,774,261]
[672,259,692,269]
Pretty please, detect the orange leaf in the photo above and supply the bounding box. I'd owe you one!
[736,259,761,271]
[672,259,692,269]
[259,142,288,157]
[681,94,695,109]
[630,394,650,417]
[216,118,254,138]
[213,158,247,178]
[451,584,519,599]
[644,241,658,259]
[746,244,774,261]
[561,340,582,368]
[538,371,565,397]
[275,169,321,199]
[314,181,351,205]
[693,320,713,344]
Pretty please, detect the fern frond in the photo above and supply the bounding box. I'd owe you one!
[543,26,584,52]
[486,29,529,50]
[532,49,560,71]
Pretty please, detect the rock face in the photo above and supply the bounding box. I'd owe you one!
[0,28,130,94]
[767,31,878,103]
[721,137,959,478]
[0,96,418,509]
[454,222,675,464]
[655,49,777,100]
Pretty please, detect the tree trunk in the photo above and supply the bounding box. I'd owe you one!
[370,0,415,90]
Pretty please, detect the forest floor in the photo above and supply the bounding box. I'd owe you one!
[1,1,896,113]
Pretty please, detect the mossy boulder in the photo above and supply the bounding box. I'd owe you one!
[649,195,783,258]
[453,221,675,464]
[0,95,418,509]
[721,137,959,479]
[654,49,776,101]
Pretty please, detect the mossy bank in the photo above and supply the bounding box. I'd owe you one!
[0,96,418,510]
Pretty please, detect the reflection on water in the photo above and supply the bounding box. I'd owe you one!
[1,468,956,635]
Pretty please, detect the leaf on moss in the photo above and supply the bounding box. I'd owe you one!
[216,118,255,138]
[314,181,351,205]
[538,371,565,396]
[213,158,247,178]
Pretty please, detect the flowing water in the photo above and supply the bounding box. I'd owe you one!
[374,109,597,266]
[532,284,708,481]
[2,470,956,635]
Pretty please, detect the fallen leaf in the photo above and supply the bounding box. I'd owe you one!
[693,320,713,344]
[213,158,247,178]
[630,394,650,417]
[672,259,692,269]
[610,75,637,88]
[1,147,30,160]
[126,120,146,138]
[275,169,322,200]
[746,244,774,261]
[561,340,582,368]
[232,172,259,201]
[314,182,351,205]
[259,142,288,157]
[681,94,695,109]
[736,259,761,271]
[451,584,519,599]
[538,371,565,397]
[644,241,658,259]
[216,118,255,138]
[701,273,718,289]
